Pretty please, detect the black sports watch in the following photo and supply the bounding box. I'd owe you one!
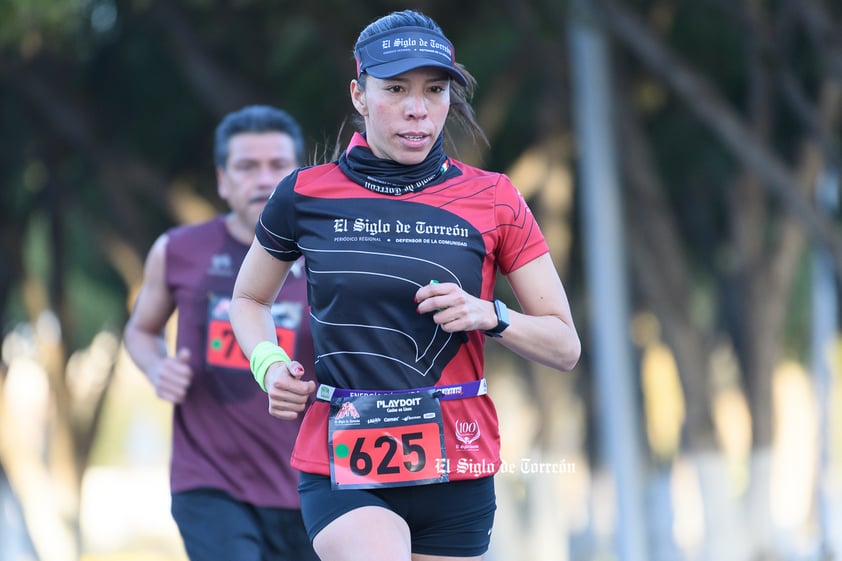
[484,299,510,338]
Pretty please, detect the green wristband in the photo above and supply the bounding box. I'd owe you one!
[249,341,291,392]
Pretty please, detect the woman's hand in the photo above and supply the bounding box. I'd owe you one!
[264,360,316,420]
[414,281,497,334]
[414,254,581,372]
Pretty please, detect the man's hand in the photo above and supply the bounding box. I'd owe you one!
[151,347,193,403]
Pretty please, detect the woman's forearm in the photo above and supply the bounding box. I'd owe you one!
[495,311,580,372]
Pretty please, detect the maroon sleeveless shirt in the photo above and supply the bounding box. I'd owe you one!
[165,216,312,508]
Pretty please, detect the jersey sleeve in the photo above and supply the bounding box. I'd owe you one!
[255,170,302,262]
[493,174,549,274]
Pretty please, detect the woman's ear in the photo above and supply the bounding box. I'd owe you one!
[350,79,368,116]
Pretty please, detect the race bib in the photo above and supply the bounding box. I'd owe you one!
[205,294,301,371]
[328,390,448,489]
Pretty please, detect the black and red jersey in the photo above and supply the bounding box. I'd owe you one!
[257,140,549,479]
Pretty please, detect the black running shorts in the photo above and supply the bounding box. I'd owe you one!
[298,472,497,557]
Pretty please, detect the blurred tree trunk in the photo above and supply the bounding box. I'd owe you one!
[618,75,722,561]
[0,326,118,561]
[599,0,842,558]
[0,182,119,560]
[618,92,717,452]
[0,405,38,561]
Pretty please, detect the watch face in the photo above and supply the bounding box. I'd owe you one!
[494,300,509,332]
[485,299,509,337]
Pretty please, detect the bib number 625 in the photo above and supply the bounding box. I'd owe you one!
[349,431,425,475]
[330,422,445,488]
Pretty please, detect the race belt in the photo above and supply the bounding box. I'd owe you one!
[317,378,487,402]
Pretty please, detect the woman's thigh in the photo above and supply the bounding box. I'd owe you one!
[313,505,412,561]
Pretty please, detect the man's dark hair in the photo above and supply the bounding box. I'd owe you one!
[214,105,305,168]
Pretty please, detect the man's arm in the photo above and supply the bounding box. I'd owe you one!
[123,234,193,403]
